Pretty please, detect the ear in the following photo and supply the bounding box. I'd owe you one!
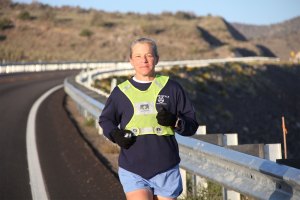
[129,57,134,66]
[155,56,159,65]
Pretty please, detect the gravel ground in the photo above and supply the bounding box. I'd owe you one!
[65,95,120,175]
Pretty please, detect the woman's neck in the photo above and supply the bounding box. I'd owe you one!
[134,74,155,82]
[133,76,153,83]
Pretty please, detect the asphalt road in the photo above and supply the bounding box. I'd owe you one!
[0,71,125,200]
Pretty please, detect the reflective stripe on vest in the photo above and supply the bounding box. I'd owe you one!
[118,75,174,136]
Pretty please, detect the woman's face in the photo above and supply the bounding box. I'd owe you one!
[130,43,159,80]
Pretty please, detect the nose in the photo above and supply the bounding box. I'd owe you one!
[141,55,148,63]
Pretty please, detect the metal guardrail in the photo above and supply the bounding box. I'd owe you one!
[177,134,300,200]
[1,57,280,74]
[64,78,104,117]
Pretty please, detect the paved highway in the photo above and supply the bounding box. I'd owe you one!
[0,71,125,200]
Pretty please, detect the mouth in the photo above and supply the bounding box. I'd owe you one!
[139,65,150,68]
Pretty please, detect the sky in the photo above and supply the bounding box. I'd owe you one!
[14,0,300,25]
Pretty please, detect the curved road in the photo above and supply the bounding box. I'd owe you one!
[0,71,125,200]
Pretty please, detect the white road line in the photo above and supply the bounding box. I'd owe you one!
[26,84,63,200]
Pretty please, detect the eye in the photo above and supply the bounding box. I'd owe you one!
[146,54,153,57]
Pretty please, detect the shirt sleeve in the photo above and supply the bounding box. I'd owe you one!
[172,81,199,136]
[98,87,121,142]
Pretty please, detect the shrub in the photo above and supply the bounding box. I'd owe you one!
[79,29,93,38]
[54,18,72,25]
[40,9,56,21]
[161,11,173,17]
[0,49,26,60]
[84,118,95,127]
[93,78,111,93]
[0,34,6,41]
[90,13,115,28]
[183,173,222,200]
[140,23,165,35]
[18,11,34,20]
[230,62,243,74]
[0,18,14,30]
[101,21,115,28]
[201,72,211,80]
[175,11,196,20]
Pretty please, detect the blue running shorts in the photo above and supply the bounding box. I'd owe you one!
[118,165,182,198]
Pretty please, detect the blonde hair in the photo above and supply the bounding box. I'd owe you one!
[129,37,158,58]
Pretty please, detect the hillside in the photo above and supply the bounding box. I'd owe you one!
[232,17,300,61]
[0,0,275,62]
[96,63,300,159]
[166,63,300,159]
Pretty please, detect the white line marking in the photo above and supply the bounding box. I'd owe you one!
[26,84,63,200]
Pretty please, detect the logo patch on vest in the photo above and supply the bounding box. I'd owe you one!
[156,95,169,105]
[135,102,155,115]
[140,104,149,111]
[155,126,163,135]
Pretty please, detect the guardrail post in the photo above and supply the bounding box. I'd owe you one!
[192,125,208,198]
[192,175,208,197]
[94,116,99,129]
[223,133,238,146]
[191,172,197,197]
[110,78,117,93]
[87,72,93,87]
[264,143,282,161]
[196,125,206,135]
[98,126,103,135]
[179,168,187,199]
[223,133,241,200]
[83,109,88,119]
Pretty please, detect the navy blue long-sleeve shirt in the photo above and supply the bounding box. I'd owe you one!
[99,76,198,179]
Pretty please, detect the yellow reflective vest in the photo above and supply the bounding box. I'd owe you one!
[118,75,175,136]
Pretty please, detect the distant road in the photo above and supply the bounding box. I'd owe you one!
[0,71,125,200]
